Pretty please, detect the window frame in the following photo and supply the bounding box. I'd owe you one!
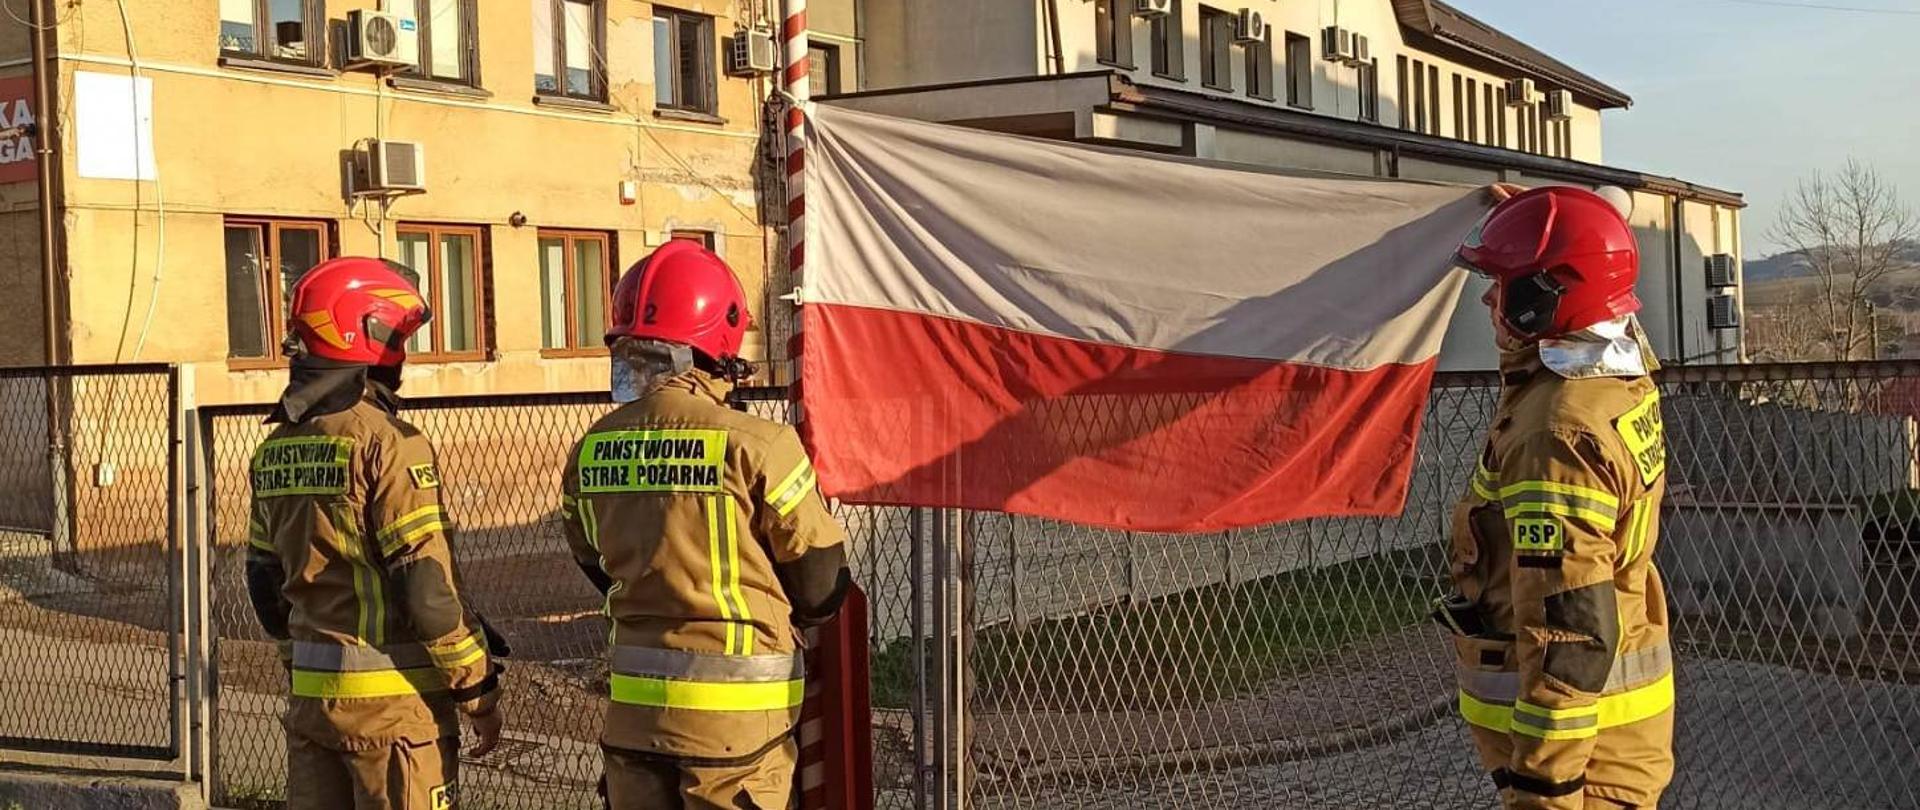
[1283,31,1311,110]
[537,229,616,357]
[1358,57,1379,122]
[1484,83,1496,146]
[396,0,482,86]
[219,0,328,68]
[1247,27,1275,101]
[536,0,608,101]
[1095,0,1135,69]
[1396,55,1410,130]
[224,216,337,368]
[654,6,719,114]
[1198,6,1234,92]
[1496,87,1509,147]
[808,42,844,96]
[1451,73,1464,139]
[1465,78,1478,143]
[1149,0,1185,81]
[1410,59,1426,133]
[670,230,718,250]
[394,222,492,363]
[1426,64,1440,135]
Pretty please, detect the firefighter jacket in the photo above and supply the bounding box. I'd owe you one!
[561,370,848,762]
[1444,346,1675,809]
[246,371,498,751]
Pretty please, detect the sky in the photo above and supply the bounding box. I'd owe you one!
[1458,0,1920,258]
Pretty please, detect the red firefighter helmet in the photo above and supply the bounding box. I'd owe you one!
[607,240,752,362]
[285,257,432,366]
[1457,186,1640,339]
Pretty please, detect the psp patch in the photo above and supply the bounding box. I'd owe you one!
[409,463,442,490]
[1512,517,1566,568]
[430,783,456,809]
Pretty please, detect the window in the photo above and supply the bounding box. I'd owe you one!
[1247,28,1275,101]
[1284,32,1311,109]
[671,230,717,249]
[1427,64,1440,135]
[1496,88,1508,147]
[1149,0,1184,80]
[1484,84,1496,146]
[1358,58,1378,122]
[395,224,489,360]
[219,0,325,66]
[1095,0,1134,68]
[390,0,478,84]
[224,218,332,362]
[1451,74,1464,139]
[1465,78,1478,143]
[1396,56,1410,130]
[808,43,843,95]
[1198,7,1234,91]
[534,0,604,100]
[654,8,717,114]
[1410,59,1426,133]
[539,230,613,353]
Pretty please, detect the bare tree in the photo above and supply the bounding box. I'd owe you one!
[1768,159,1919,360]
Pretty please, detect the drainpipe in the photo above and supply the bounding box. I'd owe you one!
[1043,0,1065,74]
[31,0,60,366]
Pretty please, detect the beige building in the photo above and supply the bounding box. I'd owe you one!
[840,0,1747,370]
[0,0,861,403]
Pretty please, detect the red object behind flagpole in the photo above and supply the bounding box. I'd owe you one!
[798,586,873,810]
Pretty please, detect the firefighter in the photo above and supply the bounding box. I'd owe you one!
[561,241,852,810]
[1438,186,1675,810]
[246,257,505,810]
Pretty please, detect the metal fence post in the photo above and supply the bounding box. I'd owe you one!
[909,507,928,810]
[180,367,213,799]
[929,508,967,810]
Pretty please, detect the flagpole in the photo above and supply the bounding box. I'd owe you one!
[782,0,809,403]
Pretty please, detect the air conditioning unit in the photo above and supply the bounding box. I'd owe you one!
[1320,27,1353,62]
[726,29,777,76]
[1545,89,1574,120]
[1705,254,1738,288]
[1707,293,1741,330]
[355,140,426,194]
[1234,9,1267,44]
[346,9,418,70]
[1347,34,1371,65]
[1134,0,1174,17]
[1505,77,1539,106]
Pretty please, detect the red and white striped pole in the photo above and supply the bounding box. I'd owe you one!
[781,0,810,396]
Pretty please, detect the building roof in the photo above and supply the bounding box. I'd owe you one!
[1394,0,1634,109]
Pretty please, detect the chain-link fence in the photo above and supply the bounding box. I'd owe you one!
[192,363,1920,809]
[0,363,182,760]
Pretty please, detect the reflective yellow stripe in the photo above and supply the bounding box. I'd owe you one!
[429,634,485,669]
[1498,480,1620,509]
[609,674,805,711]
[332,504,385,646]
[774,470,816,517]
[1471,463,1498,501]
[1458,672,1675,736]
[769,459,811,505]
[560,494,577,519]
[706,497,737,655]
[1504,502,1618,532]
[1624,502,1652,564]
[247,521,274,552]
[377,505,443,543]
[291,667,447,699]
[725,498,754,656]
[383,520,446,558]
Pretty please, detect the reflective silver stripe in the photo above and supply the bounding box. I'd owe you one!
[292,641,434,672]
[1456,665,1520,704]
[1511,709,1599,732]
[1603,641,1672,695]
[611,646,804,683]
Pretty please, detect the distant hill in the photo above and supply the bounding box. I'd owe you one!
[1744,240,1920,283]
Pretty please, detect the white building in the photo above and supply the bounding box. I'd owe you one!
[832,0,1745,370]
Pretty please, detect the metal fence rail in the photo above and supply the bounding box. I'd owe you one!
[180,363,1920,809]
[0,364,182,761]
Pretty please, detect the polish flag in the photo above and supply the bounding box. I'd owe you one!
[798,106,1489,533]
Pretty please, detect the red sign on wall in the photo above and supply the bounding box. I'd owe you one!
[0,76,37,184]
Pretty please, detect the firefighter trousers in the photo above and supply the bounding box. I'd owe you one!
[602,738,797,810]
[287,730,458,810]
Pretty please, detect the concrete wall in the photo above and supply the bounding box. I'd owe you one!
[861,0,1038,88]
[876,0,1605,160]
[17,0,858,402]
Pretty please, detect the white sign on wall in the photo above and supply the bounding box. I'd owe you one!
[75,70,157,181]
